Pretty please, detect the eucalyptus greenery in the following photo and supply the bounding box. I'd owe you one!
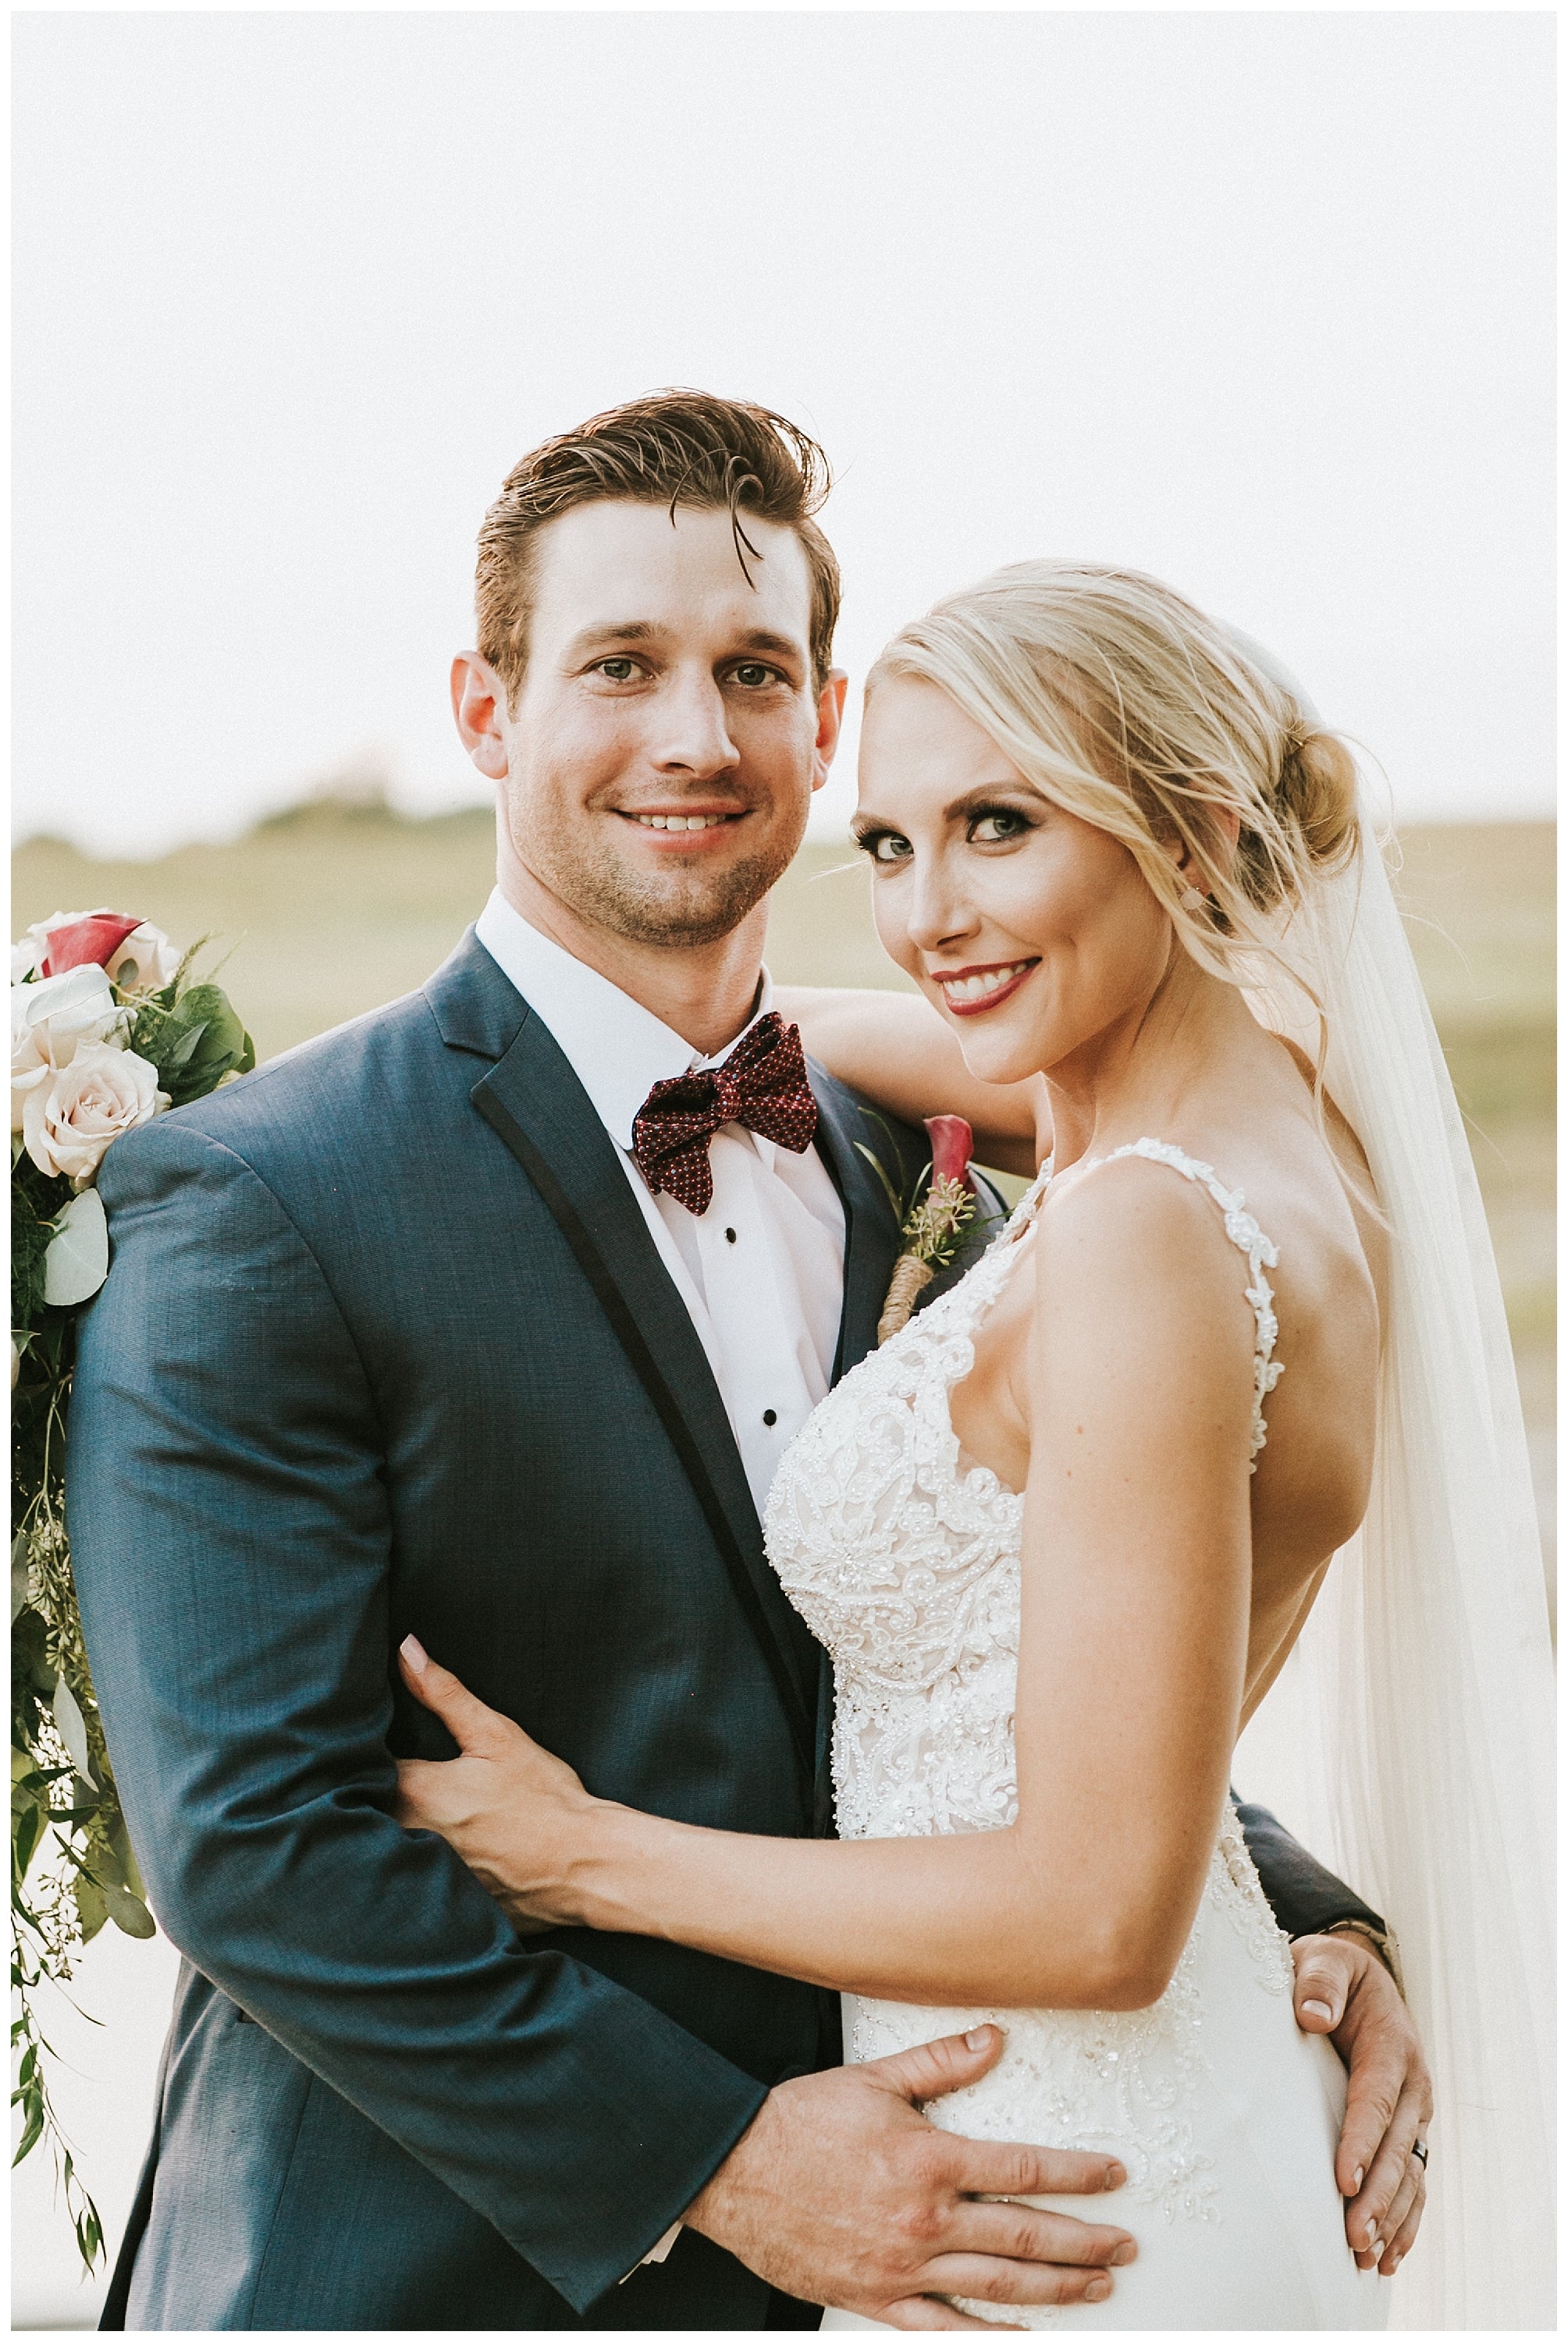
[12,930,254,2269]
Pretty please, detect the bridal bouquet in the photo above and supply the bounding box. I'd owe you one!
[12,909,254,2262]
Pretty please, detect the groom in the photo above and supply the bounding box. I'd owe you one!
[71,390,1428,2331]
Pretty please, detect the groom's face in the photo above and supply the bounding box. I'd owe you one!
[468,500,841,949]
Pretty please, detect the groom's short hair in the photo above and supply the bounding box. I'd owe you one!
[476,390,841,705]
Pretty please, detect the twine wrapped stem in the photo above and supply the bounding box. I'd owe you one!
[877,1253,935,1344]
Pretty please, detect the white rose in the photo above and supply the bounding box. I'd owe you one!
[11,964,131,1123]
[11,990,50,1130]
[13,969,126,1131]
[22,1041,169,1183]
[112,922,181,991]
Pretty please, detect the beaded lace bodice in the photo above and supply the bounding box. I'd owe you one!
[763,1140,1296,2255]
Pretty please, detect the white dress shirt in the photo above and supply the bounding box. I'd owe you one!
[475,890,847,1518]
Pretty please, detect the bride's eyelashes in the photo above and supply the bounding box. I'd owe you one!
[854,825,913,867]
[965,803,1036,847]
[853,803,1040,868]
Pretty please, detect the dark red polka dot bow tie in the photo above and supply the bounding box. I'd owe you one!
[631,1012,818,1215]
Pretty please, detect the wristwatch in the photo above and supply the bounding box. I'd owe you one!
[1323,1917,1405,1996]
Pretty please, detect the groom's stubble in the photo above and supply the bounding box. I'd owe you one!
[505,778,807,954]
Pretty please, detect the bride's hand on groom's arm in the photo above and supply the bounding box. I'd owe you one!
[393,1636,609,1931]
[1290,1933,1433,2276]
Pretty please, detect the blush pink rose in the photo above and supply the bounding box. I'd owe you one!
[22,1041,168,1184]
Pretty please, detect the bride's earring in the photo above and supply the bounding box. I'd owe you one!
[1180,884,1206,913]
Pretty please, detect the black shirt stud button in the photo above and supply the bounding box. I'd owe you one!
[725,1227,738,1243]
[763,1409,777,1427]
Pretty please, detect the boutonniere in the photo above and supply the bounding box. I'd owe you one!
[856,1113,978,1344]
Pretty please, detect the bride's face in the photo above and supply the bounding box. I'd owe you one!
[855,675,1179,1087]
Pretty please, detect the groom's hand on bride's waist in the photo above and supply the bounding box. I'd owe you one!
[1290,1933,1433,2278]
[681,2023,1136,2328]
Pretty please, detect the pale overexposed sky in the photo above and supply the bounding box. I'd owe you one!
[12,10,1555,858]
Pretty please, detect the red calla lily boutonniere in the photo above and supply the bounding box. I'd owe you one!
[867,1113,978,1344]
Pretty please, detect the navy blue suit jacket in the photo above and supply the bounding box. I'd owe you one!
[69,931,1381,2330]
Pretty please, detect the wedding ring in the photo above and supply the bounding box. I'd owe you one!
[1411,2139,1429,2166]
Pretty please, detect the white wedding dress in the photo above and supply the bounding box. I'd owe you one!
[763,1141,1385,2330]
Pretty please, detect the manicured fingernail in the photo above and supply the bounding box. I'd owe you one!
[1085,2279,1111,2302]
[1111,2241,1136,2265]
[400,1634,428,1671]
[1102,2162,1126,2191]
[1353,2167,1364,2193]
[1302,1999,1334,2022]
[964,2027,994,2051]
[1365,2227,1380,2251]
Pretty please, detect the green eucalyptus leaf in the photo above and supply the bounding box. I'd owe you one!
[12,1799,45,1884]
[103,1881,155,1939]
[73,1871,108,1943]
[76,2198,103,2265]
[12,1602,50,1681]
[42,1188,109,1308]
[12,2092,44,2166]
[108,1813,147,1900]
[52,1677,94,1785]
[11,1774,48,1821]
[94,1819,126,1886]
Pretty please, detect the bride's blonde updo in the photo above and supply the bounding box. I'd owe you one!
[866,561,1360,979]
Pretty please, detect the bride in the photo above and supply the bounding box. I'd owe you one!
[394,566,1552,2330]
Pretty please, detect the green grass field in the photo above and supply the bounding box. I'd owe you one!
[15,810,1554,1603]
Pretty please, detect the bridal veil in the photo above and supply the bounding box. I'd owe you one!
[1234,767,1555,2329]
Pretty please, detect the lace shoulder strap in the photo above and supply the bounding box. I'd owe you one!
[1095,1137,1284,1465]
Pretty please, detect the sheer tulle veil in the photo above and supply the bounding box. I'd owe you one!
[1225,642,1555,2329]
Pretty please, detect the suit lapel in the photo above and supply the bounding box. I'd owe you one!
[428,936,818,1778]
[809,1067,913,1383]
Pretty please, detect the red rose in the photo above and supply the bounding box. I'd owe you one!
[924,1114,975,1190]
[40,915,146,978]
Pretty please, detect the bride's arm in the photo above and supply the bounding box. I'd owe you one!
[774,984,1047,1178]
[397,1162,1254,2013]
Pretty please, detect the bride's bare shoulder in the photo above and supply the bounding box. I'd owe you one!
[1033,1145,1260,1328]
